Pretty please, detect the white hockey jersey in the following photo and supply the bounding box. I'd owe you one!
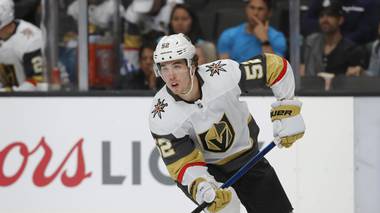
[0,20,44,91]
[149,53,295,184]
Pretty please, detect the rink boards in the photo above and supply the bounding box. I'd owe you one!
[0,96,378,213]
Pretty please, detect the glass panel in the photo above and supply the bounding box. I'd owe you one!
[299,0,380,93]
[42,0,128,91]
[39,0,380,94]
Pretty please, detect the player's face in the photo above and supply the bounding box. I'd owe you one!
[171,7,192,34]
[159,59,191,94]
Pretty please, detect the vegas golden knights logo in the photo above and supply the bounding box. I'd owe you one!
[199,114,235,152]
[0,64,18,87]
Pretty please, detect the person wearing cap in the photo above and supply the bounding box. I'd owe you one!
[300,3,364,77]
[302,0,379,45]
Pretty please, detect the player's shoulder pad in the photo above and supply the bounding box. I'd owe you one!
[198,59,241,86]
[15,20,42,52]
[149,87,189,136]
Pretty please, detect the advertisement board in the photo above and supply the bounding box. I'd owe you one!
[354,98,380,213]
[0,97,354,213]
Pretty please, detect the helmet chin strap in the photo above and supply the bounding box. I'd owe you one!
[180,66,195,96]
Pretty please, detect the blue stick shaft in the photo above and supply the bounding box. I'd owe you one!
[221,141,276,188]
[191,141,276,213]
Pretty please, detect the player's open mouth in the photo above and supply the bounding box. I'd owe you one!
[171,83,178,87]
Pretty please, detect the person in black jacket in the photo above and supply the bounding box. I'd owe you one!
[302,0,379,44]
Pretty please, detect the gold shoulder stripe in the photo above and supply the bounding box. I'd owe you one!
[265,53,287,86]
[166,149,205,181]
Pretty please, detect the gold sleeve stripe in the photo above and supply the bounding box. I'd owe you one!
[166,149,205,182]
[265,53,287,86]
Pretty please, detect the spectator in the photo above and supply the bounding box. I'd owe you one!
[0,0,45,91]
[122,0,183,78]
[66,0,128,89]
[365,22,380,76]
[117,42,164,90]
[67,0,125,34]
[300,3,363,77]
[123,0,184,35]
[302,0,379,45]
[217,0,286,62]
[169,4,204,43]
[168,3,217,64]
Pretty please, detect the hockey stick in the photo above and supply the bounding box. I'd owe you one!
[191,140,277,213]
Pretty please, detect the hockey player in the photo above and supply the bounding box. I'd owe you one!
[149,33,305,213]
[0,0,45,91]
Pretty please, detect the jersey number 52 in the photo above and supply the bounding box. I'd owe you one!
[156,138,175,158]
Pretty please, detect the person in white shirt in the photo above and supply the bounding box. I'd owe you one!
[124,0,183,34]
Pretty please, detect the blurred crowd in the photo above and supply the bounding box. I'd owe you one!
[0,0,380,92]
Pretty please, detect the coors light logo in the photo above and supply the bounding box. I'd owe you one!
[0,137,91,187]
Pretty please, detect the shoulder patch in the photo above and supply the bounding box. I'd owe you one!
[151,98,168,119]
[205,61,227,76]
[21,28,34,39]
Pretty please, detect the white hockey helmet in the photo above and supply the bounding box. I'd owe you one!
[153,33,196,77]
[0,0,14,30]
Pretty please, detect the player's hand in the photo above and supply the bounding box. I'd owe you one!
[271,99,305,148]
[207,188,232,213]
[346,66,362,77]
[190,178,232,213]
[251,15,269,42]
